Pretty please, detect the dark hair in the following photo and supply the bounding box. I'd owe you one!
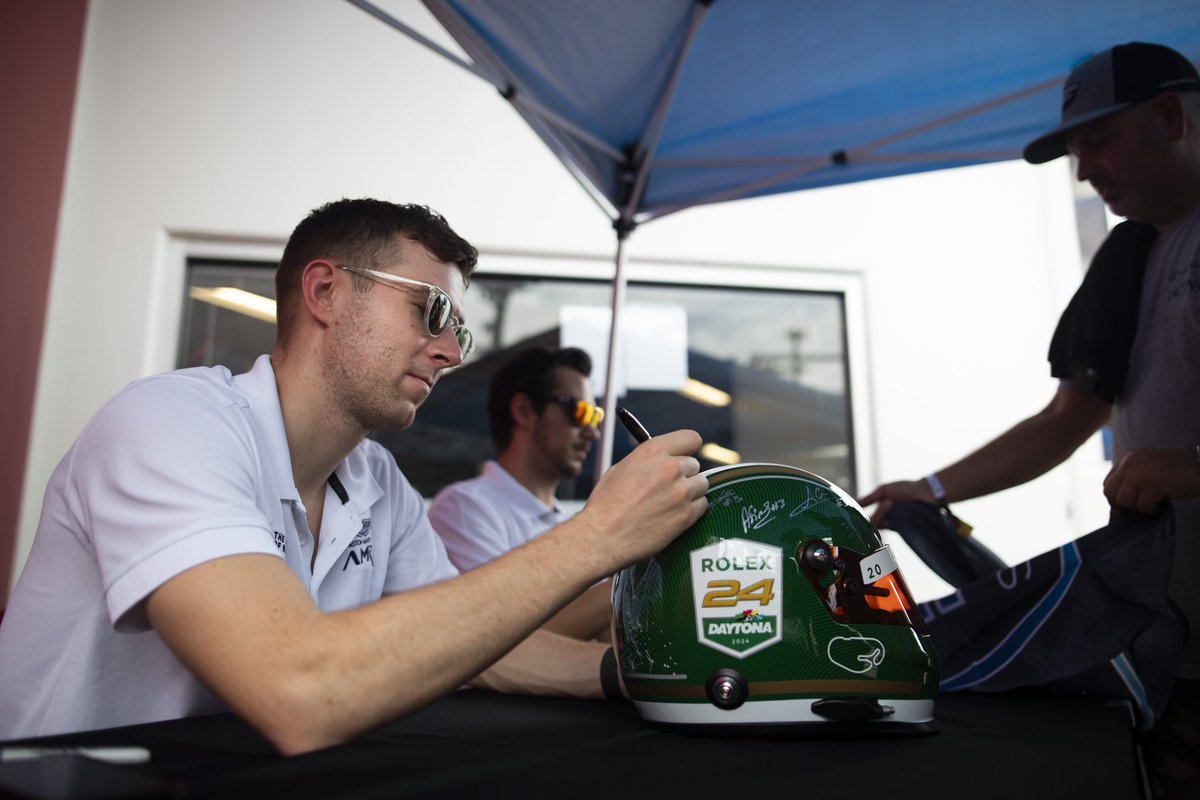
[275,198,478,344]
[488,346,593,451]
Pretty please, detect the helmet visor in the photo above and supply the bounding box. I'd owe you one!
[801,541,928,634]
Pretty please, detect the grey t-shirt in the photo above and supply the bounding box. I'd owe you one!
[1111,201,1200,678]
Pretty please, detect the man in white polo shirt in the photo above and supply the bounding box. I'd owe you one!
[429,346,611,641]
[0,199,709,754]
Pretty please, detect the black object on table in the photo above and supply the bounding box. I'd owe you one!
[0,690,1142,799]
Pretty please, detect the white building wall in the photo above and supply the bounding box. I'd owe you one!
[17,0,1111,600]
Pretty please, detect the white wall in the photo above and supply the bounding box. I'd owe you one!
[17,0,1111,600]
[633,161,1112,597]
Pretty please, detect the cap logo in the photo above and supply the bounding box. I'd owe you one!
[1161,76,1199,90]
[1061,80,1080,114]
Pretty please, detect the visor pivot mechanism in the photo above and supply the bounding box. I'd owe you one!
[801,540,834,573]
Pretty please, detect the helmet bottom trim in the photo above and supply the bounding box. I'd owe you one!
[634,697,936,736]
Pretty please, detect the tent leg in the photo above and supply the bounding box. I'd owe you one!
[594,229,630,484]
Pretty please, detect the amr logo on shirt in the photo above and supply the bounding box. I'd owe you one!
[342,519,374,571]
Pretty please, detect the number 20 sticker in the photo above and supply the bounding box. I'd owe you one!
[860,545,898,584]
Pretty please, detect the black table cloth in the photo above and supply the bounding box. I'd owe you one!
[0,689,1142,799]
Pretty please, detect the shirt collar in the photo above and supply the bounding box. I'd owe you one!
[230,355,383,513]
[233,355,299,503]
[483,461,565,521]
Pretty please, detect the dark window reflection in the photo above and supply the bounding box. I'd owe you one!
[180,262,855,499]
[179,260,278,376]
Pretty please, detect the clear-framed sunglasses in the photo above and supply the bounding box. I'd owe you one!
[549,395,605,429]
[337,265,474,361]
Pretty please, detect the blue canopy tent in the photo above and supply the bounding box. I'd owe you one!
[349,0,1200,473]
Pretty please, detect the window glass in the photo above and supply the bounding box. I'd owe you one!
[390,275,852,498]
[180,261,854,499]
[179,260,277,375]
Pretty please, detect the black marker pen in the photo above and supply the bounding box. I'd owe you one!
[616,406,651,443]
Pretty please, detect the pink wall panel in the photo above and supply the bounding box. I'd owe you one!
[0,0,88,599]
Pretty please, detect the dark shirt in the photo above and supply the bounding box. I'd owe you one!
[1047,220,1158,402]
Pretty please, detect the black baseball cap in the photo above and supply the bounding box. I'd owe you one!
[1023,42,1200,164]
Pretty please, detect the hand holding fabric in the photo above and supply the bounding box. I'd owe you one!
[857,480,937,529]
[1104,448,1200,513]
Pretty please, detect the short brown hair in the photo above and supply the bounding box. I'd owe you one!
[275,199,477,344]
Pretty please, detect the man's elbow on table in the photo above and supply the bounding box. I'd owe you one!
[144,556,381,756]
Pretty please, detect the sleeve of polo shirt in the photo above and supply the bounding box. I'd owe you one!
[369,445,459,595]
[426,485,513,573]
[65,374,281,631]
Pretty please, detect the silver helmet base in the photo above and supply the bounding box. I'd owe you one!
[634,697,938,736]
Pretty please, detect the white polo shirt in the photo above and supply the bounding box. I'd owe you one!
[427,461,567,572]
[0,355,458,739]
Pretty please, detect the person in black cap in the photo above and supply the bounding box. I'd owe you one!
[859,42,1200,798]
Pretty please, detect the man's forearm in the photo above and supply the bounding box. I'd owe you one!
[541,579,612,640]
[469,630,609,699]
[937,417,1093,501]
[935,385,1110,503]
[149,521,606,755]
[149,431,707,754]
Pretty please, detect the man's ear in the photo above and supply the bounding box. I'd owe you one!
[1154,92,1188,141]
[299,260,339,327]
[510,393,538,430]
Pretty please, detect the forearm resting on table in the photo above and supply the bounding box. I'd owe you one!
[146,525,606,755]
[469,630,609,699]
[542,578,613,641]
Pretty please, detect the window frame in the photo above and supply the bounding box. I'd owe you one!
[160,236,876,495]
[474,250,876,494]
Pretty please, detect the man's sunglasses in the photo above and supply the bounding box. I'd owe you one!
[337,265,474,362]
[550,395,605,429]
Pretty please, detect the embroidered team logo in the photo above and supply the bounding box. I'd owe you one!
[1166,261,1200,300]
[342,519,374,571]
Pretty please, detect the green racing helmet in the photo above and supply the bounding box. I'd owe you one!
[612,463,939,734]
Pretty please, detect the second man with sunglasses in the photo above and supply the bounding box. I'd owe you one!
[428,346,612,641]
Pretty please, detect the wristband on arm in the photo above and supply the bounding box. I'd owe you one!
[924,474,974,537]
[924,473,948,506]
[600,646,623,702]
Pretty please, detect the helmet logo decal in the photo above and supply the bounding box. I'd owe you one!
[691,538,783,658]
[827,635,886,674]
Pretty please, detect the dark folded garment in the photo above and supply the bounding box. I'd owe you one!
[1048,220,1157,401]
[885,501,1006,588]
[890,503,1185,729]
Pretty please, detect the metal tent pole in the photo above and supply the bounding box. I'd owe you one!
[591,1,712,481]
[594,223,633,483]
